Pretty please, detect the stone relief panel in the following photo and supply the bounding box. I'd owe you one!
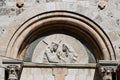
[43,41,78,63]
[31,33,95,64]
[20,33,98,80]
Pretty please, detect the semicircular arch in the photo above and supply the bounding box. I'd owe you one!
[2,11,115,61]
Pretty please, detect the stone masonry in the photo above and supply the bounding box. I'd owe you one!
[0,0,120,80]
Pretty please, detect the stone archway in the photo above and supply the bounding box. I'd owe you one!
[2,11,115,60]
[0,10,116,80]
[0,3,116,80]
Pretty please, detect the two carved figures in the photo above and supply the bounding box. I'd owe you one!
[43,41,78,63]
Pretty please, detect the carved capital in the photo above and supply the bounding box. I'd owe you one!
[100,67,115,80]
[2,59,22,80]
[99,60,118,80]
[6,65,20,80]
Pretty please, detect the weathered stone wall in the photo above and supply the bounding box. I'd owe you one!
[1,0,120,58]
[0,0,120,79]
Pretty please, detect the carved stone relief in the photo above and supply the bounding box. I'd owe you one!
[43,41,78,63]
[0,0,6,6]
[20,34,96,80]
[6,65,20,80]
[31,34,95,63]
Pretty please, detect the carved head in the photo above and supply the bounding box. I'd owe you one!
[62,44,68,52]
[50,42,58,52]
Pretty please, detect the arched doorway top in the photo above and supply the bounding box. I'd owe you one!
[0,2,116,60]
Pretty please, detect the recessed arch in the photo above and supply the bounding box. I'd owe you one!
[4,11,115,60]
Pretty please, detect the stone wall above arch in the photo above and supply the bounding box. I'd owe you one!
[0,2,116,60]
